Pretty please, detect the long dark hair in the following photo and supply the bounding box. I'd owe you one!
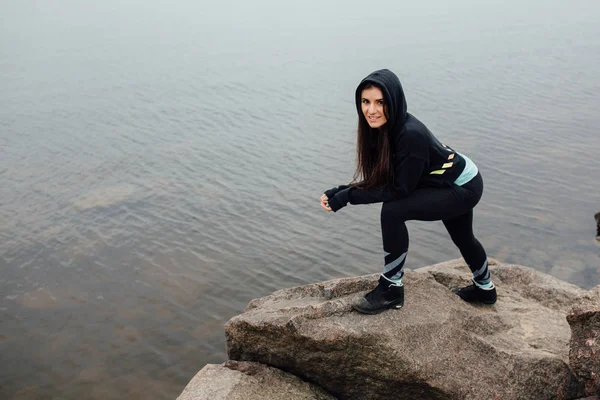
[352,83,393,189]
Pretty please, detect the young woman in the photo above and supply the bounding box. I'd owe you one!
[320,69,496,315]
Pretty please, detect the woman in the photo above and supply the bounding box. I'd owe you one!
[320,69,496,315]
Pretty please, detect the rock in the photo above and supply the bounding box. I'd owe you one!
[595,212,600,241]
[226,259,590,400]
[568,300,600,397]
[177,360,336,400]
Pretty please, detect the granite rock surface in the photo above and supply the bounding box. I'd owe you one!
[224,259,599,400]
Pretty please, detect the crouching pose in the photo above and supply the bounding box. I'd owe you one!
[320,69,496,314]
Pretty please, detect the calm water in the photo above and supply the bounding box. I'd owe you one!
[1,0,599,398]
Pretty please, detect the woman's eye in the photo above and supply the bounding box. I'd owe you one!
[362,99,369,104]
[377,100,384,105]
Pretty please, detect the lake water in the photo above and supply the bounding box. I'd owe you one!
[1,0,599,398]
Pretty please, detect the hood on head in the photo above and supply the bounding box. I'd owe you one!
[355,69,408,131]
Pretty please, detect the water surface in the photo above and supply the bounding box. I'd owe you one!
[1,0,599,398]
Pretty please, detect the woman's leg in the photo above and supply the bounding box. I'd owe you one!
[379,183,478,286]
[442,210,496,303]
[354,175,493,313]
[380,210,409,285]
[354,184,479,314]
[442,210,491,287]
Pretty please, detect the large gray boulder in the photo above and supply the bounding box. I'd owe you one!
[568,295,600,397]
[225,259,599,400]
[177,360,336,400]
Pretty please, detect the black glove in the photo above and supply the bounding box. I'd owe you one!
[327,187,351,212]
[324,185,350,199]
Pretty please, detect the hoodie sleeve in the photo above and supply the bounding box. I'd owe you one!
[328,130,429,210]
[323,185,351,199]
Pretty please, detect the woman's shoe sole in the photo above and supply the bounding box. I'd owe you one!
[352,301,404,315]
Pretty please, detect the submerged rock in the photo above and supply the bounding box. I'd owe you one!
[225,259,598,400]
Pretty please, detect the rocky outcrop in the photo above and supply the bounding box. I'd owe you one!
[177,259,600,399]
[568,295,600,397]
[177,360,336,400]
[223,259,599,400]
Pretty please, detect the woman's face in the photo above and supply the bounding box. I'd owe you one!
[361,86,387,128]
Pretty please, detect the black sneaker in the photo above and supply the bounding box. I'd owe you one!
[452,283,497,305]
[353,276,404,315]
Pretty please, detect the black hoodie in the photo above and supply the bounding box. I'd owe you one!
[326,69,468,212]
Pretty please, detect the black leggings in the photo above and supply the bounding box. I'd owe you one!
[381,173,489,284]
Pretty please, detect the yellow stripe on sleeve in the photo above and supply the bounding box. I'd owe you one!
[430,170,446,175]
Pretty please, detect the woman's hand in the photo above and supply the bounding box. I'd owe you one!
[320,194,332,212]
